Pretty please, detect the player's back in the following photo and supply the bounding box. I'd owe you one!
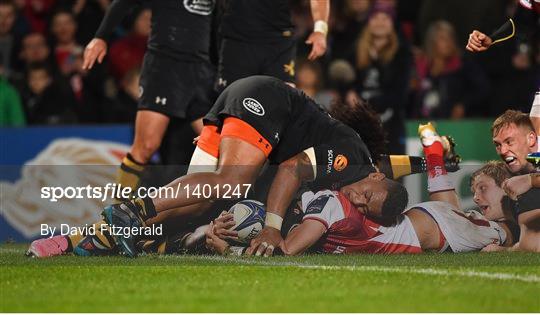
[148,0,214,60]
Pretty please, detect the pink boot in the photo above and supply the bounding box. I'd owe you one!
[26,235,70,258]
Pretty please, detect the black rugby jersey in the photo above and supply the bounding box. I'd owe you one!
[95,0,215,61]
[205,76,377,191]
[220,0,294,43]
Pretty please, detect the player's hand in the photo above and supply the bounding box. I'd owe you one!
[246,226,282,257]
[502,174,532,200]
[306,31,327,61]
[205,221,230,255]
[82,38,107,70]
[212,211,238,240]
[192,136,200,145]
[481,244,506,252]
[466,30,492,52]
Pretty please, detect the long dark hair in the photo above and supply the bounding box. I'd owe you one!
[329,98,388,160]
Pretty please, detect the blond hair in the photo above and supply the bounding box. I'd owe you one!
[355,25,398,70]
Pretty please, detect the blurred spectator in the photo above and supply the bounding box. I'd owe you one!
[0,62,25,126]
[19,32,50,64]
[17,0,56,34]
[0,0,25,78]
[10,32,55,84]
[108,8,150,82]
[295,59,334,110]
[347,2,411,154]
[108,67,140,123]
[411,20,489,120]
[49,9,108,123]
[20,62,77,124]
[50,10,82,76]
[329,0,372,61]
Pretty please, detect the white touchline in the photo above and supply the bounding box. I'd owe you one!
[176,255,540,284]
[4,247,538,284]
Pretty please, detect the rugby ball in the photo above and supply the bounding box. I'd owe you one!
[228,200,266,244]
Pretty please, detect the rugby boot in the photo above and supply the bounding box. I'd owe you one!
[26,235,70,258]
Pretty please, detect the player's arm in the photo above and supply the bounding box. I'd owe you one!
[82,0,140,70]
[246,152,314,256]
[279,219,326,255]
[466,3,534,53]
[306,0,329,60]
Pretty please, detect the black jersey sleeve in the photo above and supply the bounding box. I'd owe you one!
[305,138,376,191]
[95,0,141,40]
[515,188,540,215]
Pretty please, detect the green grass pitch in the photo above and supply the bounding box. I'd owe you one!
[1,244,539,312]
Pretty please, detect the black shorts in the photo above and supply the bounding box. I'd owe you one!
[138,51,216,120]
[204,76,292,149]
[216,38,296,92]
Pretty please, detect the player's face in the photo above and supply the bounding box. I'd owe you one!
[493,123,536,174]
[339,173,388,217]
[471,174,505,220]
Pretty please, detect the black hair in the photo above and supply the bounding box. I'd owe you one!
[329,98,388,160]
[380,179,408,218]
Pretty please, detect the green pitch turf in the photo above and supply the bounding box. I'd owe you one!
[1,244,539,312]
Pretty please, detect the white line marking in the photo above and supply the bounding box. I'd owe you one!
[3,248,539,283]
[177,255,540,283]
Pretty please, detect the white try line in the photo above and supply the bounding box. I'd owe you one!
[3,248,539,284]
[178,255,540,284]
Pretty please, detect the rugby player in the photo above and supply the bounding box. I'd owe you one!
[83,0,216,194]
[217,0,329,91]
[55,0,216,253]
[205,124,519,256]
[492,110,539,174]
[466,0,538,53]
[102,75,412,257]
[466,0,540,151]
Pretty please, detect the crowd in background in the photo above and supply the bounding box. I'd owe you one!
[0,0,538,128]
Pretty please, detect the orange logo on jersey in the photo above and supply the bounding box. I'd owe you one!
[283,60,295,77]
[333,155,348,171]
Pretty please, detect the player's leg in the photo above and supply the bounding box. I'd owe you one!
[418,122,460,209]
[118,110,170,189]
[261,39,296,86]
[216,38,260,93]
[103,118,271,256]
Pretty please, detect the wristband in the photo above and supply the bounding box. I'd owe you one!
[265,212,283,230]
[314,20,328,36]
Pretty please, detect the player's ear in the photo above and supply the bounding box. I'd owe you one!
[526,131,536,148]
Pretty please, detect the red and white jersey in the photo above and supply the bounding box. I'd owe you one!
[407,201,506,252]
[519,0,540,13]
[301,190,422,254]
